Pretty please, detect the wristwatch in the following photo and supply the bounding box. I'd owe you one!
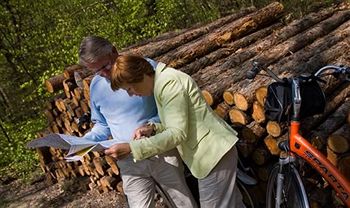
[147,122,156,136]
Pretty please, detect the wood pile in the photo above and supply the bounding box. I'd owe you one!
[35,1,350,206]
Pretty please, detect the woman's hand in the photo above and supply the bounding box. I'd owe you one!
[104,143,131,160]
[132,123,155,140]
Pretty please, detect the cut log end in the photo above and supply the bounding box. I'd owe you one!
[229,108,249,126]
[223,91,234,105]
[255,86,267,106]
[234,92,249,111]
[327,134,349,154]
[252,101,266,123]
[201,90,214,106]
[266,121,282,137]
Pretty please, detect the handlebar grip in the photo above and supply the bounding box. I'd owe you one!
[246,65,260,79]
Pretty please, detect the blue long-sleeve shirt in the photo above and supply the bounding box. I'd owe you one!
[83,58,159,143]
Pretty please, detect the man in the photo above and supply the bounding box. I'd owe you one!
[78,36,196,208]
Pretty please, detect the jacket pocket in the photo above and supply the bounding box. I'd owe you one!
[186,126,210,149]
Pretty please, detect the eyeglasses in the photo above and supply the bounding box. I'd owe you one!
[94,62,112,75]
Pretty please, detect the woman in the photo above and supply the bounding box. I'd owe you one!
[106,55,244,208]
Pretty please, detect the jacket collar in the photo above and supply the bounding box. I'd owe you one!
[155,62,167,78]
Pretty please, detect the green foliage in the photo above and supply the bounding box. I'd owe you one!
[0,117,45,178]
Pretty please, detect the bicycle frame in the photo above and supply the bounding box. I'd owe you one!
[289,121,350,207]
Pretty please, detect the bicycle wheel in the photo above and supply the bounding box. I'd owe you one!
[266,163,309,208]
[237,180,260,208]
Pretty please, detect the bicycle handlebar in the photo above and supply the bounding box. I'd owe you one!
[246,62,350,82]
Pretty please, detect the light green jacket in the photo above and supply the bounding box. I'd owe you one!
[130,62,239,179]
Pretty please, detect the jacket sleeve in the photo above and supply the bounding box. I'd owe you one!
[130,78,189,160]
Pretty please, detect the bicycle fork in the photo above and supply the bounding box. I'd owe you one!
[275,155,296,208]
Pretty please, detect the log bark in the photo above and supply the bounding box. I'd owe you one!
[45,74,65,93]
[180,22,282,75]
[159,2,284,68]
[125,7,256,58]
[229,107,250,126]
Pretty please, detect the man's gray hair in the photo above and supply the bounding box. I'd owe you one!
[79,36,115,65]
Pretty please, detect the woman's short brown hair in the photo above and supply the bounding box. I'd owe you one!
[110,55,154,91]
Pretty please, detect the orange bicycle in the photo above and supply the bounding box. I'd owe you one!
[247,62,350,208]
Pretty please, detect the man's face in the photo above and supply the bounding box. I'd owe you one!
[85,53,117,79]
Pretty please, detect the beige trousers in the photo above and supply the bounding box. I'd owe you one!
[117,148,197,208]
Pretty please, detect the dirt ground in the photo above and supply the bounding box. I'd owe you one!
[0,170,128,208]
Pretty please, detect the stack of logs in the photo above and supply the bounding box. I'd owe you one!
[36,1,350,206]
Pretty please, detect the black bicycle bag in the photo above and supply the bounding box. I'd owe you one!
[264,76,326,122]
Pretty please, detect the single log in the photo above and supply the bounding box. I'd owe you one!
[251,101,266,124]
[63,79,76,99]
[126,7,256,59]
[229,107,250,126]
[116,181,124,194]
[338,154,350,181]
[100,176,118,190]
[80,99,90,114]
[159,2,284,68]
[63,65,85,79]
[93,157,107,176]
[251,146,271,166]
[45,74,65,93]
[44,109,54,124]
[180,22,282,75]
[264,135,285,155]
[223,89,235,105]
[214,102,230,120]
[236,140,255,158]
[233,92,250,111]
[255,86,267,106]
[309,98,350,150]
[105,155,119,175]
[328,134,349,155]
[266,121,284,137]
[63,64,83,78]
[241,121,266,143]
[326,146,340,167]
[199,10,350,105]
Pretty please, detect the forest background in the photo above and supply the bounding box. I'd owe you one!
[0,0,342,180]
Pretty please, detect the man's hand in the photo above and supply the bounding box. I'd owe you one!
[132,123,155,140]
[104,143,131,160]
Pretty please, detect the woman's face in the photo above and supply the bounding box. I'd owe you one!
[121,75,154,97]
